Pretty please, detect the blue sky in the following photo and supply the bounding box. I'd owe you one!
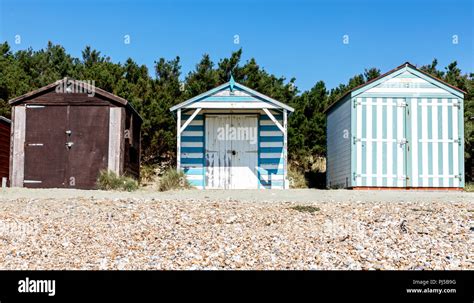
[0,0,472,91]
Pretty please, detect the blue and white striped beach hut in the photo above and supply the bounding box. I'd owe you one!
[170,76,294,189]
[326,62,465,189]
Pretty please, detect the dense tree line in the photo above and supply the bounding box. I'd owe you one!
[0,42,472,182]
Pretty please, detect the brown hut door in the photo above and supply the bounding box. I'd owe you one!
[24,105,109,189]
[24,105,68,188]
[66,106,109,189]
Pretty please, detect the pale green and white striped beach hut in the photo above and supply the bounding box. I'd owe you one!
[326,62,465,189]
[170,76,294,189]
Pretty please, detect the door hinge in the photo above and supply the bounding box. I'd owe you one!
[452,100,461,108]
[398,138,408,145]
[353,100,361,108]
[453,138,462,145]
[353,173,361,180]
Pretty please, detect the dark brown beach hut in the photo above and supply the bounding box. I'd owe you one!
[8,78,141,189]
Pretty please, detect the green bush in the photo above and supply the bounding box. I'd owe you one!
[97,170,139,191]
[288,163,308,188]
[158,168,191,191]
[122,178,139,192]
[139,164,158,185]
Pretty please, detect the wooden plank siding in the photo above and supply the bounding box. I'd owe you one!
[173,79,294,189]
[326,95,352,188]
[354,73,464,188]
[8,78,141,188]
[180,110,205,188]
[258,111,284,189]
[10,106,25,187]
[0,117,11,182]
[179,108,286,189]
[108,107,123,175]
[123,108,141,179]
[326,63,465,189]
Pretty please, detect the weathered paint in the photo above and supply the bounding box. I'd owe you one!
[205,115,259,189]
[108,107,122,174]
[0,116,11,183]
[8,78,142,189]
[179,109,286,189]
[172,80,293,189]
[10,106,25,187]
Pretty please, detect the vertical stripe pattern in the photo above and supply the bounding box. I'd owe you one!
[410,98,418,187]
[350,69,464,189]
[407,98,462,187]
[354,97,406,187]
[356,98,362,186]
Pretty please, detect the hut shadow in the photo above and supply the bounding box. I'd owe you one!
[304,171,326,189]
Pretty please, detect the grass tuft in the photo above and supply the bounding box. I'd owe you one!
[289,205,320,213]
[97,170,139,191]
[465,183,474,192]
[288,164,308,188]
[158,168,191,192]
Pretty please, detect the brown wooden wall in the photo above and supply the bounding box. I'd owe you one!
[0,119,11,181]
[21,90,116,106]
[123,107,141,179]
[11,87,142,189]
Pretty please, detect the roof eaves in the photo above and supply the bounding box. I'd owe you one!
[8,78,129,106]
[169,81,231,112]
[324,61,466,113]
[0,116,11,124]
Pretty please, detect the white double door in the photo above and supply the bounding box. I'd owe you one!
[205,115,259,189]
[355,97,462,187]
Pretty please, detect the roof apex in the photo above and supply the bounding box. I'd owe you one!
[8,78,143,121]
[324,61,466,113]
[170,80,294,112]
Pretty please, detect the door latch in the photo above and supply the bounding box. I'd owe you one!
[65,142,74,149]
[397,100,408,107]
[65,130,72,135]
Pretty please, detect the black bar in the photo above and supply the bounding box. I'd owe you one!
[0,270,472,302]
